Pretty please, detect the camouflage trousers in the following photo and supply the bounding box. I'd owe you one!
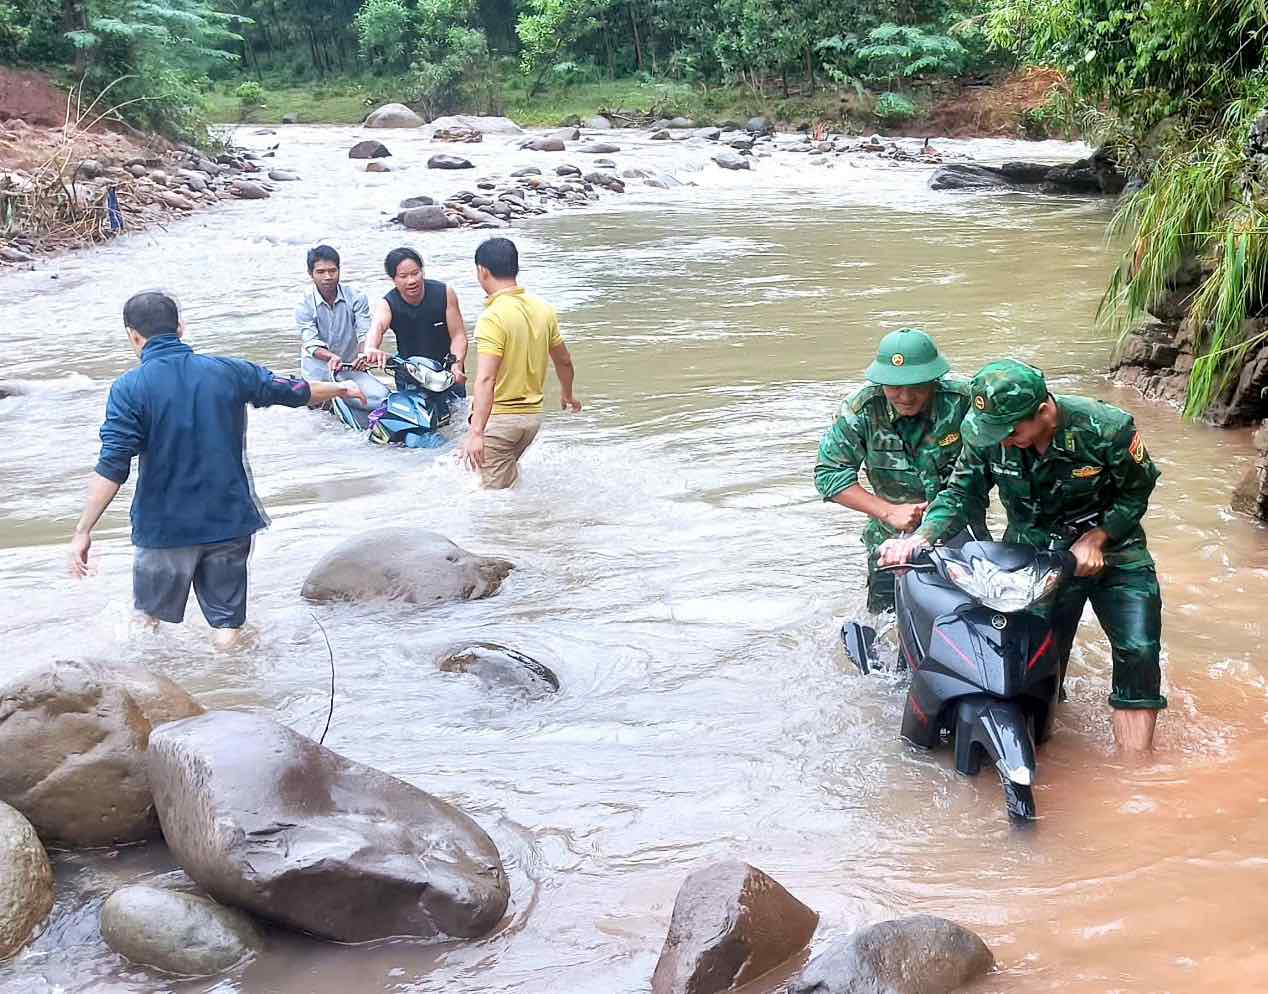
[1049,565,1167,710]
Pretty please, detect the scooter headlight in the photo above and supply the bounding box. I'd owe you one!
[943,556,1064,613]
[404,361,455,393]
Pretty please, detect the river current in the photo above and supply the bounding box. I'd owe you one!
[1,125,1266,994]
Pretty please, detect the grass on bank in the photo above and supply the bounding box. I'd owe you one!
[203,74,901,130]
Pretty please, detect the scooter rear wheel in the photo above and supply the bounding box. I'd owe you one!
[1001,777,1037,822]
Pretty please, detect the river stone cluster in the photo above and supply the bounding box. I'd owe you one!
[649,860,994,994]
[0,529,532,975]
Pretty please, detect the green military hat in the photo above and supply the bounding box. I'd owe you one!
[961,359,1049,447]
[865,328,950,386]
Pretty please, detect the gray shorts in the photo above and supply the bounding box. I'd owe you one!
[133,535,253,628]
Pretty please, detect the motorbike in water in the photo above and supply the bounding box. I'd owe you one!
[329,354,461,448]
[842,540,1075,823]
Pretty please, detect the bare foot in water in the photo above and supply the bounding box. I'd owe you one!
[211,624,258,652]
[1112,708,1159,756]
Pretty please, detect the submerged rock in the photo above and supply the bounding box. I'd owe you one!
[148,711,510,942]
[524,137,566,152]
[428,154,475,170]
[587,115,612,130]
[365,161,393,173]
[100,885,263,976]
[0,660,202,845]
[0,801,53,960]
[652,860,818,994]
[230,181,270,200]
[364,103,424,128]
[788,915,994,994]
[301,527,512,605]
[349,139,391,159]
[398,205,455,231]
[399,194,436,209]
[556,164,582,177]
[439,643,560,697]
[578,142,621,154]
[267,169,299,182]
[712,151,751,171]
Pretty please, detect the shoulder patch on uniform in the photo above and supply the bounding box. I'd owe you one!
[938,431,961,447]
[1128,431,1148,464]
[1072,465,1102,478]
[848,383,884,415]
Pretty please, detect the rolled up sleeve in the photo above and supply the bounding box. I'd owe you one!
[814,411,865,500]
[95,380,145,484]
[918,444,992,545]
[1102,422,1160,541]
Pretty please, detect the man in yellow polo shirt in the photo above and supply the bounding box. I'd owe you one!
[460,237,581,488]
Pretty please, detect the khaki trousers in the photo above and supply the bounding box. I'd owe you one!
[481,413,543,489]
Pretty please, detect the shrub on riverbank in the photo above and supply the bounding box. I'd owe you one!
[986,0,1268,419]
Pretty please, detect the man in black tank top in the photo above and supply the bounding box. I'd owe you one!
[365,246,469,392]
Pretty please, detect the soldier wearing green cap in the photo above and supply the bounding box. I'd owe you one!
[878,358,1166,752]
[815,329,981,613]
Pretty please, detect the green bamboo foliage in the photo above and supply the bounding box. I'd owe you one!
[1099,132,1268,417]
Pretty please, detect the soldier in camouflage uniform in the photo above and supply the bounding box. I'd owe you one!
[815,329,981,613]
[878,359,1166,752]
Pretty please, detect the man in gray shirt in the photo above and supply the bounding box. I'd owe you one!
[296,245,389,410]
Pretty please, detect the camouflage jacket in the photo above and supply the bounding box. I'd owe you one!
[815,377,974,550]
[918,394,1160,568]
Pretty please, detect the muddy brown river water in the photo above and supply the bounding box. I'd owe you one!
[1,126,1266,994]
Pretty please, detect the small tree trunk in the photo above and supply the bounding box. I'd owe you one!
[781,67,788,99]
[805,45,815,92]
[629,3,644,72]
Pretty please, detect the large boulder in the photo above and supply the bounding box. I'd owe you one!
[349,139,391,159]
[712,151,751,171]
[651,861,818,994]
[428,154,475,170]
[548,127,581,141]
[747,116,771,135]
[667,116,695,129]
[302,528,512,605]
[399,205,456,231]
[429,115,523,135]
[928,163,1012,191]
[100,885,263,976]
[148,711,509,942]
[0,660,202,845]
[524,137,566,152]
[229,181,270,200]
[364,103,424,128]
[439,643,560,697]
[788,915,994,994]
[0,801,53,960]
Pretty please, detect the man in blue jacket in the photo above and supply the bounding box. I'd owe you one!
[68,290,365,649]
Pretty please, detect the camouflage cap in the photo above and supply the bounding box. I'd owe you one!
[961,359,1049,447]
[865,328,951,386]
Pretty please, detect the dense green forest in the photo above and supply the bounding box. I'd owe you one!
[0,0,1010,136]
[984,0,1268,414]
[4,1,1267,415]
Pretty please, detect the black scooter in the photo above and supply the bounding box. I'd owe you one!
[842,541,1075,822]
